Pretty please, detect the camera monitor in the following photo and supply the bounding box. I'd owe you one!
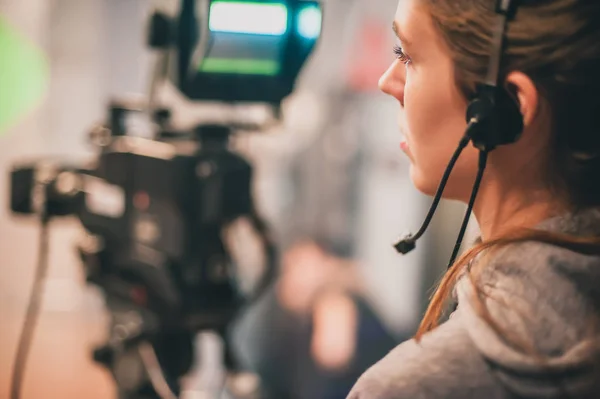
[173,0,322,105]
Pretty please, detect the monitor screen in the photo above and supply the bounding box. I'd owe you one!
[200,2,288,76]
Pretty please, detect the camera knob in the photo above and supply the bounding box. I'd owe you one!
[93,345,114,367]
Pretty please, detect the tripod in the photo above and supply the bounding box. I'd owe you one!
[93,310,252,399]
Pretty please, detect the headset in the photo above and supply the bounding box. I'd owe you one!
[394,0,524,267]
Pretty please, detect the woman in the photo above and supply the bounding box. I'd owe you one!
[347,0,600,398]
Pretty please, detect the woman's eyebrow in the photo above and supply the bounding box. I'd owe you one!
[392,20,411,46]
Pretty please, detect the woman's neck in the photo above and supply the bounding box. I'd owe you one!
[473,176,564,241]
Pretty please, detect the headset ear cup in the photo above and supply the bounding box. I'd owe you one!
[466,84,524,151]
[466,95,493,124]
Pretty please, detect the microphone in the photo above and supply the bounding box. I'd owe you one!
[394,118,488,269]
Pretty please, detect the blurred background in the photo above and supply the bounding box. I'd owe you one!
[0,0,475,398]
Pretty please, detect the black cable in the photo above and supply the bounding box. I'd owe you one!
[247,208,278,305]
[394,132,471,253]
[413,134,471,240]
[10,215,50,399]
[447,150,488,268]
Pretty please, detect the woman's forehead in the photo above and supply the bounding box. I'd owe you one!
[395,0,427,41]
[394,0,441,50]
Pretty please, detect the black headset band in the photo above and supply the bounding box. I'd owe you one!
[496,0,514,14]
[486,0,516,87]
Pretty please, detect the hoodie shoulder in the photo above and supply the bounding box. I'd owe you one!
[346,308,506,399]
[455,238,600,397]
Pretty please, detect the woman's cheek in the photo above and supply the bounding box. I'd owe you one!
[403,70,420,141]
[404,66,419,108]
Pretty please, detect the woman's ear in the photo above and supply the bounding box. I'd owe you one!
[504,71,540,127]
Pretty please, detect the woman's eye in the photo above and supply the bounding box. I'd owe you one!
[393,45,411,65]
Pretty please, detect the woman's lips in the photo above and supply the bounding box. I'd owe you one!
[400,141,409,152]
[398,123,411,157]
[400,139,414,162]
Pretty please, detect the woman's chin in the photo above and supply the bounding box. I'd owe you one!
[409,164,475,203]
[409,165,439,197]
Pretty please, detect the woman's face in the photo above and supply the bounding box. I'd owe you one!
[380,0,480,200]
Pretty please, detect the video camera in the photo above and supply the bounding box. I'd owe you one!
[8,1,322,398]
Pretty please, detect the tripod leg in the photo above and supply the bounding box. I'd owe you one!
[96,331,193,399]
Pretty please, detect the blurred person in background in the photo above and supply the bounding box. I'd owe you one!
[230,80,470,398]
[231,90,403,399]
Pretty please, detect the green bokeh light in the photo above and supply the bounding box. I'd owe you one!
[0,15,49,137]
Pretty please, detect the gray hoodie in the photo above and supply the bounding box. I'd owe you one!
[347,208,600,399]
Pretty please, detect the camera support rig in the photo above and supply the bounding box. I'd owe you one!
[11,105,277,398]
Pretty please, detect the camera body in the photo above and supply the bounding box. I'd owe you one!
[9,118,262,397]
[11,123,254,331]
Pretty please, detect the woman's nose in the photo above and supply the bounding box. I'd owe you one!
[378,60,405,106]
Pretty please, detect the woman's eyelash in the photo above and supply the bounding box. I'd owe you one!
[393,45,411,64]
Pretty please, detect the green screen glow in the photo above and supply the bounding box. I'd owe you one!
[200,58,280,75]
